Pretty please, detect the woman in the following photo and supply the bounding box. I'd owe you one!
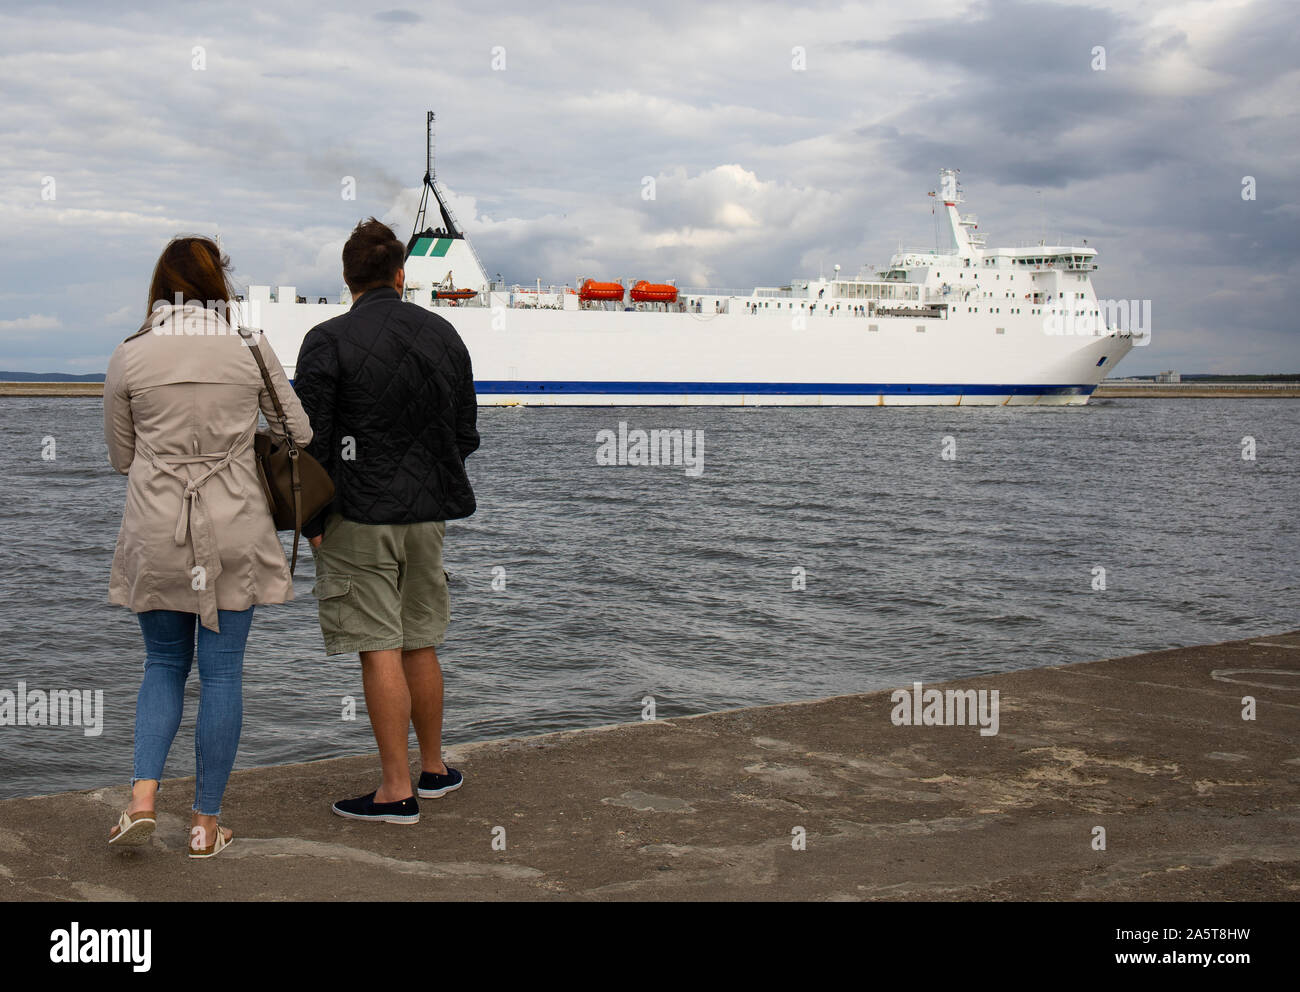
[104,237,312,857]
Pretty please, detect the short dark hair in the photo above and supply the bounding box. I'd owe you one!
[342,217,405,293]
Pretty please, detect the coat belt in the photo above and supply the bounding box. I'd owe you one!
[137,435,253,633]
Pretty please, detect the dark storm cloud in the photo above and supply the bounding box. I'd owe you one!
[840,0,1167,185]
[841,0,1131,78]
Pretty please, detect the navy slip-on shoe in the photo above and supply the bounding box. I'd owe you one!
[331,791,420,824]
[417,766,463,799]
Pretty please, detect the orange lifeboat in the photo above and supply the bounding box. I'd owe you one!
[579,279,625,302]
[630,281,677,303]
[434,288,477,301]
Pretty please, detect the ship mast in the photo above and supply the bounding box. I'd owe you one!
[410,111,463,246]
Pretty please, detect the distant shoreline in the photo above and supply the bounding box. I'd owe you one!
[1093,382,1300,398]
[4,381,1298,400]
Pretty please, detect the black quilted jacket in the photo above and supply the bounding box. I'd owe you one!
[293,287,479,538]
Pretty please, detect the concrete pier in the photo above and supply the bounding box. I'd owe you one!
[1,632,1296,901]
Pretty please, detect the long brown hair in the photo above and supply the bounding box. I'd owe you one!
[146,236,237,322]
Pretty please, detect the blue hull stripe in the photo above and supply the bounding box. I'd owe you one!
[473,380,1096,396]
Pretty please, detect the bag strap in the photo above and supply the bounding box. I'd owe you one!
[238,326,305,574]
[238,328,297,454]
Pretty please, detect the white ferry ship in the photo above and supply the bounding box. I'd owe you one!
[246,114,1136,405]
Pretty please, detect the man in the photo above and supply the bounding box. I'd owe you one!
[295,217,479,824]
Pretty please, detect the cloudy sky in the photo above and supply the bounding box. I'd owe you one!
[1,0,1296,374]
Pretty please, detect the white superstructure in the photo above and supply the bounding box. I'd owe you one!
[245,121,1136,406]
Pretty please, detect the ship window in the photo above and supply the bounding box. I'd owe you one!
[1096,356,1107,366]
[868,324,879,332]
[996,327,1005,334]
[915,325,925,333]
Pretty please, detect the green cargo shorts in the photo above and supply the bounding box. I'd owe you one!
[309,513,450,656]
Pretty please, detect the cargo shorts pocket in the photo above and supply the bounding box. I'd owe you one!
[312,574,355,639]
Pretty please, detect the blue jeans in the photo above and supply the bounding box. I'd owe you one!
[133,607,254,816]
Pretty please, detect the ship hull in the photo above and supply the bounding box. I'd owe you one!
[246,300,1132,407]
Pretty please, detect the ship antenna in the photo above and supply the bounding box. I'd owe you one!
[427,109,435,184]
[410,111,435,249]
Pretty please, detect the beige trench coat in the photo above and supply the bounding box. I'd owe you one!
[104,305,313,632]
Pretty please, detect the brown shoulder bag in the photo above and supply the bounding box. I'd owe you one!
[238,327,334,574]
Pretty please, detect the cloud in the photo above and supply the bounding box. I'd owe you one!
[373,9,421,23]
[0,0,1296,374]
[0,314,61,332]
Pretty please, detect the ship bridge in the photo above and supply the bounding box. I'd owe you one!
[829,170,1107,320]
